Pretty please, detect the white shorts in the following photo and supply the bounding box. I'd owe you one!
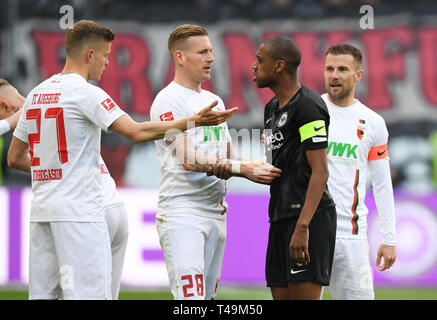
[156,214,226,300]
[325,238,374,300]
[29,221,112,300]
[105,203,129,300]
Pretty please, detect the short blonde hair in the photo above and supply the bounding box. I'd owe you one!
[65,20,115,58]
[168,24,208,55]
[0,79,11,88]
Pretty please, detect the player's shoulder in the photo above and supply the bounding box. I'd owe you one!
[356,100,387,127]
[201,88,221,100]
[47,73,106,99]
[151,83,181,110]
[296,85,329,117]
[299,85,326,107]
[201,89,226,109]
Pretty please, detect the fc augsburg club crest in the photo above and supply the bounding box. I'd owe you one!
[357,119,367,140]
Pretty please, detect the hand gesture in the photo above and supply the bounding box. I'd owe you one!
[194,101,238,126]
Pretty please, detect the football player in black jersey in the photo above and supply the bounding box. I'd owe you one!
[253,36,337,300]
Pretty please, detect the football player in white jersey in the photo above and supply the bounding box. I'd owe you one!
[150,24,281,300]
[3,79,127,299]
[321,44,396,300]
[0,79,24,136]
[7,20,236,300]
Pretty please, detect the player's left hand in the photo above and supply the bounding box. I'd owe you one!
[195,101,238,126]
[289,223,310,266]
[376,244,396,271]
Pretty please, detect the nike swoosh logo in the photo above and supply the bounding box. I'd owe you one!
[314,126,325,131]
[377,150,386,156]
[266,117,273,124]
[290,269,307,275]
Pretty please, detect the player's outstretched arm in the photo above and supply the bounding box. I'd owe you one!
[109,101,237,143]
[7,136,31,173]
[175,137,281,184]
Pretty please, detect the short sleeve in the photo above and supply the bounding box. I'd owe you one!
[76,85,126,133]
[294,98,330,150]
[150,90,191,144]
[0,119,10,136]
[13,100,31,143]
[150,93,187,123]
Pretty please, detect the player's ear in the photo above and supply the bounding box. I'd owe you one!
[275,60,286,74]
[85,48,94,63]
[0,100,11,112]
[173,50,184,66]
[355,69,364,82]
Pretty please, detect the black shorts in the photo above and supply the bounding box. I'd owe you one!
[265,206,336,287]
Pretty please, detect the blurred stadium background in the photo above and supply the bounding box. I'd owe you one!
[1,0,437,300]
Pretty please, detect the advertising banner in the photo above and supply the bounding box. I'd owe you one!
[1,188,437,287]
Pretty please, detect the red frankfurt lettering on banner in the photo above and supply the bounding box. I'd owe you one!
[222,33,273,113]
[360,26,413,110]
[99,34,153,116]
[419,27,437,106]
[33,31,66,78]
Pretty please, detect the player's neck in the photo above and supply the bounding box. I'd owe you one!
[327,93,356,107]
[173,72,202,93]
[274,80,301,108]
[61,60,89,81]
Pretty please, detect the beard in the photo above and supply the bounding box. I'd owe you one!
[254,76,276,89]
[327,84,353,102]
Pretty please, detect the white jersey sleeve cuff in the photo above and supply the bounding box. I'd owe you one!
[0,119,11,136]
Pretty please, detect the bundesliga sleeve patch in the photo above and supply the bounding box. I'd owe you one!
[159,111,175,121]
[368,143,388,160]
[299,120,326,142]
[100,98,116,112]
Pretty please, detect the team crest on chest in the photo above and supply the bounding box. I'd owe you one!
[357,119,367,140]
[277,112,288,127]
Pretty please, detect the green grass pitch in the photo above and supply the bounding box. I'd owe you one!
[0,286,436,300]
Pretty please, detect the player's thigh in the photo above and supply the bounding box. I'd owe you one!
[105,203,129,249]
[204,217,227,299]
[157,215,207,299]
[330,238,374,300]
[51,221,112,300]
[265,219,292,288]
[105,204,129,299]
[28,222,61,300]
[286,207,336,287]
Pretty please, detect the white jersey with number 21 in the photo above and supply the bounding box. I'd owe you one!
[14,73,125,222]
